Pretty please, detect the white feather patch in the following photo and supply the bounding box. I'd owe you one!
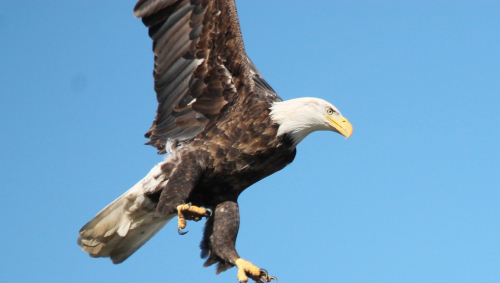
[78,159,178,263]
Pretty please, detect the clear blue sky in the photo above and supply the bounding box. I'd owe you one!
[1,1,499,282]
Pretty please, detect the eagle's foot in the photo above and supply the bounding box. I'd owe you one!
[176,203,212,235]
[235,258,277,283]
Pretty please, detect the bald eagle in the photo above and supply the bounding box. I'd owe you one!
[77,0,353,282]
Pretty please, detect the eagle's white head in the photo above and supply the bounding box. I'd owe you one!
[270,97,353,146]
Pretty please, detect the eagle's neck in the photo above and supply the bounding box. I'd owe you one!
[269,99,325,147]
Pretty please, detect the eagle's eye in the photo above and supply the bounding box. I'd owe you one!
[327,108,334,115]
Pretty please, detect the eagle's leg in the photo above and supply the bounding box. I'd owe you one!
[176,203,212,235]
[157,152,207,235]
[201,201,276,283]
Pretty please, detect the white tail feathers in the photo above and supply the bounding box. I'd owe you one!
[78,163,174,264]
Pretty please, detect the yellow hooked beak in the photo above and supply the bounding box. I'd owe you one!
[325,115,353,139]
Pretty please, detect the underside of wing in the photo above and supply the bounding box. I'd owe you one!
[134,0,280,154]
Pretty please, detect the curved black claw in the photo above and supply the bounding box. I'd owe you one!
[204,208,213,218]
[259,269,277,283]
[259,269,268,278]
[178,227,188,235]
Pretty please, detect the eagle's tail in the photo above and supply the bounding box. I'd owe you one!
[77,162,175,264]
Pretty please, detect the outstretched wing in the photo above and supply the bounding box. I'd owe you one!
[134,0,280,154]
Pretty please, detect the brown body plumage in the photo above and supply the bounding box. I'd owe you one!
[159,103,296,210]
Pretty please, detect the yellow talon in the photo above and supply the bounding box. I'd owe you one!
[235,258,276,283]
[176,204,211,235]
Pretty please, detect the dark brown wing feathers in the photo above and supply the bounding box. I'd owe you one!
[134,0,279,154]
[133,0,178,18]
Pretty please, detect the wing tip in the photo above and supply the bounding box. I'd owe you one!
[133,0,177,18]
